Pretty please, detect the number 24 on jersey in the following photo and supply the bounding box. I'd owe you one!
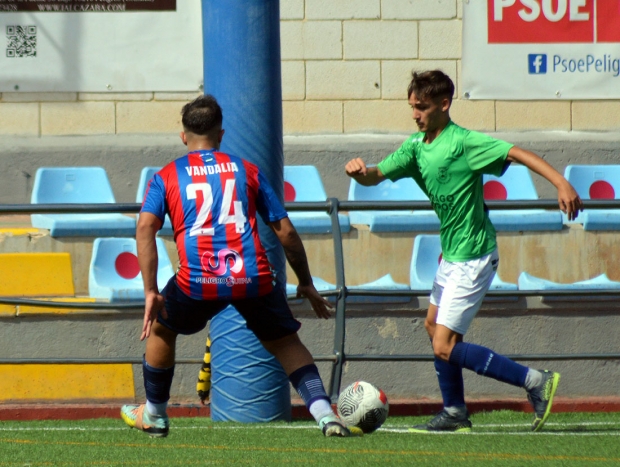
[186,180,247,236]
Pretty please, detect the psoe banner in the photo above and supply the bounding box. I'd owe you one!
[0,0,202,92]
[462,0,620,99]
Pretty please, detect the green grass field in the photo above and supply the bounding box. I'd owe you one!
[1,410,620,466]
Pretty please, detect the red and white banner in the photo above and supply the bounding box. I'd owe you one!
[463,0,620,99]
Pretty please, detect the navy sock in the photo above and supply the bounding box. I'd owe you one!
[143,355,175,404]
[449,342,527,388]
[434,356,466,408]
[288,364,330,407]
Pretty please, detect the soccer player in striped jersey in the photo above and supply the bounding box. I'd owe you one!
[345,70,583,433]
[121,95,360,438]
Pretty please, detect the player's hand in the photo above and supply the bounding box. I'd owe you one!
[558,181,584,221]
[140,291,166,341]
[345,158,369,178]
[297,284,333,319]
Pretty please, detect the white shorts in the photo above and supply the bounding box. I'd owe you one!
[430,249,499,335]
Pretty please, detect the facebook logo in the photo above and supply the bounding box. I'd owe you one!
[528,54,547,74]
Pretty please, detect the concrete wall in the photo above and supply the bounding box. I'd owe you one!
[1,299,619,403]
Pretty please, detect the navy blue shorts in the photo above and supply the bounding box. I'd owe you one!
[156,277,302,342]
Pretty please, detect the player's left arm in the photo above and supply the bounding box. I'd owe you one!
[507,146,583,220]
[136,212,166,340]
[269,217,333,320]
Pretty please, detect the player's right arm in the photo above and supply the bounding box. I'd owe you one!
[345,158,386,186]
[269,217,333,320]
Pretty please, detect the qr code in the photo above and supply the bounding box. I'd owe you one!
[6,26,37,58]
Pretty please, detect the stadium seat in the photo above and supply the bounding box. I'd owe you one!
[348,176,440,232]
[30,167,136,237]
[518,271,620,293]
[284,165,350,234]
[409,235,443,290]
[286,276,337,303]
[136,167,174,236]
[409,234,516,291]
[347,273,410,303]
[483,165,563,231]
[287,274,409,304]
[563,165,620,230]
[89,237,175,301]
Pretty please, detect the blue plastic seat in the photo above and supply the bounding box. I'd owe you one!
[409,235,443,290]
[563,165,620,230]
[348,176,440,232]
[284,165,350,234]
[519,272,620,290]
[518,272,620,297]
[483,165,563,231]
[30,167,136,237]
[409,234,516,291]
[89,237,175,301]
[347,273,410,303]
[286,276,337,304]
[136,167,174,236]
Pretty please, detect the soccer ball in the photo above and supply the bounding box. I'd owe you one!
[337,381,389,433]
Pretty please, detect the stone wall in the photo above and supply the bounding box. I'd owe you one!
[1,1,619,137]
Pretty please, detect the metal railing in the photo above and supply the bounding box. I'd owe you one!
[1,199,620,399]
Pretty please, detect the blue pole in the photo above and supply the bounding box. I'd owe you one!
[201,0,290,423]
[201,0,284,286]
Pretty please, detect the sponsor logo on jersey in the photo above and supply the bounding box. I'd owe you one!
[201,249,243,275]
[195,276,253,286]
[428,193,455,213]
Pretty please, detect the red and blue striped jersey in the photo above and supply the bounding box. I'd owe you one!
[141,149,287,301]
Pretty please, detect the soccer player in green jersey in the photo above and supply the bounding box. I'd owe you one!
[345,70,583,433]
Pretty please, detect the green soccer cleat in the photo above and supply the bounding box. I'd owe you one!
[319,414,363,437]
[121,404,169,438]
[409,410,472,433]
[527,370,560,432]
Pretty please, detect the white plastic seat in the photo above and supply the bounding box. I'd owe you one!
[284,165,350,234]
[30,167,136,237]
[89,237,175,301]
[563,165,620,231]
[348,176,440,232]
[136,167,174,236]
[483,165,563,231]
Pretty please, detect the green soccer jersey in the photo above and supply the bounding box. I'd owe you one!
[377,121,513,262]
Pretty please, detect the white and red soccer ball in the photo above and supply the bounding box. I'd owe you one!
[337,381,389,433]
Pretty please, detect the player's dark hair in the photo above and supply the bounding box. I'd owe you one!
[407,70,454,103]
[181,94,223,137]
